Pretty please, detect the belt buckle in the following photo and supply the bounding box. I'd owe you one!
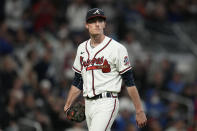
[106,92,111,97]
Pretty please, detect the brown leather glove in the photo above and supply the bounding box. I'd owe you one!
[66,102,85,123]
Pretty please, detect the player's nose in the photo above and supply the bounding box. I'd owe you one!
[95,20,100,26]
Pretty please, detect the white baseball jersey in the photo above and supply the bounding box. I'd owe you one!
[72,36,132,98]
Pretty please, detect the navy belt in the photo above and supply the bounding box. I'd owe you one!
[85,92,117,100]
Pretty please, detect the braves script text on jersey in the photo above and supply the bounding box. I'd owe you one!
[72,36,132,131]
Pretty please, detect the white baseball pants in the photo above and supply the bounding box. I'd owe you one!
[85,97,119,131]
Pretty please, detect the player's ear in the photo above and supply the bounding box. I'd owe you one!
[103,21,106,29]
[85,24,89,29]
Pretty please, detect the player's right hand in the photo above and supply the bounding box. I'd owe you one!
[64,102,86,122]
[64,105,70,114]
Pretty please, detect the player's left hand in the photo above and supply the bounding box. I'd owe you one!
[136,111,147,128]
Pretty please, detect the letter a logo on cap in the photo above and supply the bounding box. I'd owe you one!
[93,9,100,14]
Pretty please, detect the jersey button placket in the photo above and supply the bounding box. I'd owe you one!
[90,53,96,97]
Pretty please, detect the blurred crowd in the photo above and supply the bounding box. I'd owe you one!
[0,0,197,131]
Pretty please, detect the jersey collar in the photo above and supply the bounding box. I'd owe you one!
[87,36,110,51]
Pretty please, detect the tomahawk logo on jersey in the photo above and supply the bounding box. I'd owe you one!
[72,36,132,97]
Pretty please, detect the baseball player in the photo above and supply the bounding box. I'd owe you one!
[64,8,147,131]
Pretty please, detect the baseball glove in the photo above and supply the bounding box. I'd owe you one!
[66,102,85,122]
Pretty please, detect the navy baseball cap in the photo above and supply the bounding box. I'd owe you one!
[86,8,106,22]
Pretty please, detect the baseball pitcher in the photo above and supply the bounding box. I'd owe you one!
[64,8,147,131]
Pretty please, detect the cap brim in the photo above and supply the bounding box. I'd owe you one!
[86,15,106,22]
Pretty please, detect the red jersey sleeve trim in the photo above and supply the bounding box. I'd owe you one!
[72,66,81,74]
[119,66,132,74]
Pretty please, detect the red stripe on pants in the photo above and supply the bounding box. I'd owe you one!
[105,99,117,131]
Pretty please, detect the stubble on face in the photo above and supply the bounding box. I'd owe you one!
[86,18,105,36]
